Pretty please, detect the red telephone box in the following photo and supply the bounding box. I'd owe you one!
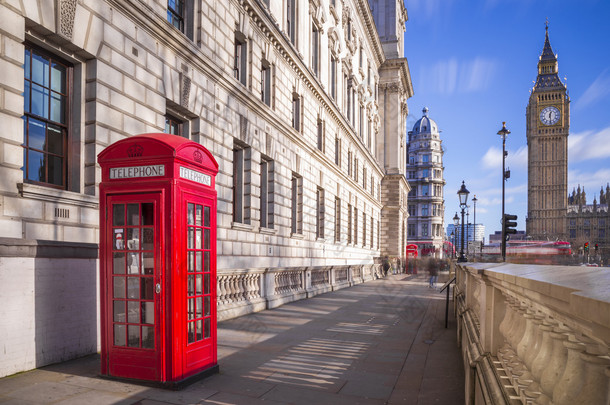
[98,133,219,387]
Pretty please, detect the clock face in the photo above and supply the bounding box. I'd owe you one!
[540,106,560,126]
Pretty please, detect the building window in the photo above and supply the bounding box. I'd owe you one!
[408,205,416,216]
[408,224,416,237]
[234,33,247,86]
[377,220,380,249]
[260,157,274,229]
[312,24,320,77]
[291,172,303,234]
[422,169,429,178]
[292,92,301,131]
[23,45,71,188]
[421,223,428,237]
[600,229,606,238]
[422,154,430,163]
[354,158,359,182]
[370,216,374,247]
[261,60,272,106]
[233,143,251,224]
[167,0,184,32]
[570,229,576,238]
[359,106,364,138]
[347,204,353,244]
[422,185,429,196]
[335,135,341,166]
[287,0,297,45]
[354,207,358,245]
[362,212,367,247]
[422,204,428,216]
[330,55,337,100]
[317,119,325,152]
[335,197,341,242]
[363,167,367,190]
[316,187,325,239]
[347,78,353,123]
[370,175,374,195]
[347,150,352,176]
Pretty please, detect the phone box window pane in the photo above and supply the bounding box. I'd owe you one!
[127,301,140,323]
[142,326,154,348]
[187,203,194,225]
[128,325,140,347]
[113,252,125,274]
[113,301,126,322]
[127,277,140,299]
[196,274,203,295]
[204,206,210,227]
[204,252,210,272]
[113,205,125,226]
[196,297,203,317]
[127,228,140,250]
[141,278,154,300]
[204,274,210,294]
[204,229,210,249]
[196,252,202,271]
[128,252,140,274]
[142,228,154,250]
[188,251,194,272]
[188,322,195,343]
[114,324,126,346]
[188,298,195,320]
[187,228,194,249]
[141,302,154,325]
[143,252,154,274]
[127,204,140,225]
[196,205,202,226]
[204,318,211,338]
[196,319,203,341]
[113,277,125,298]
[187,275,195,296]
[142,203,154,225]
[196,228,202,249]
[204,296,210,316]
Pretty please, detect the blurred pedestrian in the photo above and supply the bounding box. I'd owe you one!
[428,260,438,289]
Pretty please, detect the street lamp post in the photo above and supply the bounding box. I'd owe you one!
[472,195,477,258]
[497,122,511,262]
[466,209,470,257]
[453,213,459,260]
[457,181,470,262]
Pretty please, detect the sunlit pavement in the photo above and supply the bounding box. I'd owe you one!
[0,274,464,405]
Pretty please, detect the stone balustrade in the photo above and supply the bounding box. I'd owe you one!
[455,262,610,404]
[217,264,380,321]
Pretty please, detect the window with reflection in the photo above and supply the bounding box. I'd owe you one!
[23,45,71,188]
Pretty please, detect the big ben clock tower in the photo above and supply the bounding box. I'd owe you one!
[526,24,569,240]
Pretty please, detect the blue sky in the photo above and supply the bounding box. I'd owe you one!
[402,0,610,240]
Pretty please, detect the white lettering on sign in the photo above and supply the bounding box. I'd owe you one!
[109,165,165,179]
[180,166,211,186]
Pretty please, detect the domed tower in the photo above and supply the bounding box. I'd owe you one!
[406,108,446,257]
[526,23,569,240]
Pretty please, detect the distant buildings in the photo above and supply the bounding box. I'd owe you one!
[489,230,527,244]
[448,223,486,252]
[406,108,446,257]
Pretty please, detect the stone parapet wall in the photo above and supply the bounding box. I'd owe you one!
[455,262,610,405]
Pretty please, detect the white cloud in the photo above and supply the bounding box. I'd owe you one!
[419,58,497,95]
[568,127,610,162]
[574,70,610,110]
[481,146,528,170]
[568,168,610,194]
[481,147,502,169]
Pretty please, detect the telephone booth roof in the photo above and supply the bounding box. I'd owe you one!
[98,133,218,174]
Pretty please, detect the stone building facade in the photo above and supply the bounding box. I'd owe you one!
[526,25,569,240]
[0,0,412,377]
[406,108,445,257]
[567,185,610,260]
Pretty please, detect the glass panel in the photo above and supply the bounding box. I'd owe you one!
[196,274,203,295]
[31,51,49,86]
[142,203,154,226]
[113,277,125,298]
[27,118,46,150]
[47,155,63,186]
[204,318,211,338]
[25,48,30,80]
[196,252,202,271]
[196,228,202,249]
[196,297,203,317]
[204,229,210,249]
[47,125,63,154]
[188,298,195,320]
[204,252,210,272]
[127,301,139,323]
[187,275,195,296]
[141,278,154,300]
[114,324,126,346]
[188,322,195,343]
[141,302,154,325]
[204,274,210,294]
[196,319,203,341]
[204,206,210,227]
[30,83,49,119]
[113,301,126,322]
[187,228,194,249]
[113,205,125,226]
[204,296,211,316]
[127,204,140,226]
[142,228,154,250]
[27,150,44,182]
[128,325,140,347]
[113,252,125,274]
[50,92,65,124]
[142,326,154,349]
[114,230,125,251]
[127,277,140,299]
[127,252,140,274]
[127,228,140,250]
[50,62,66,93]
[188,251,194,272]
[196,205,202,226]
[143,252,154,274]
[187,203,194,225]
[24,81,30,112]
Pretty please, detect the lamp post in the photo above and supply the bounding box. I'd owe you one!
[453,213,459,259]
[497,122,511,262]
[472,195,477,257]
[457,181,470,262]
[466,209,470,257]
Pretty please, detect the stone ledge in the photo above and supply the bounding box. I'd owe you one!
[0,237,99,258]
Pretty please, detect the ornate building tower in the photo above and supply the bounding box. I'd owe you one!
[526,24,569,240]
[406,108,445,257]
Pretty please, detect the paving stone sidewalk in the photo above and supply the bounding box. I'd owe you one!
[0,274,464,405]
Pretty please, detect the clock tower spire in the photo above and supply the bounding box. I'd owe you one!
[526,23,570,240]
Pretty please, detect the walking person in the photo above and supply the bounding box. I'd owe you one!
[428,260,438,289]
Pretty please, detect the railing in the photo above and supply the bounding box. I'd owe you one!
[455,262,610,404]
[217,264,381,321]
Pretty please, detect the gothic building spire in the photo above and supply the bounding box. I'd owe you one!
[534,23,565,90]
